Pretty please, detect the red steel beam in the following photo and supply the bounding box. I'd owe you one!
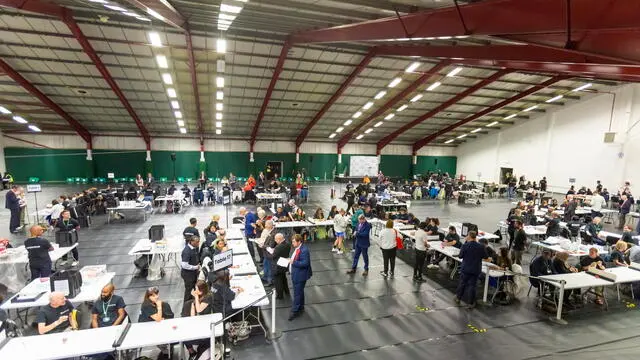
[185,30,204,145]
[0,0,67,18]
[412,75,566,152]
[295,49,376,151]
[0,58,92,145]
[289,0,640,44]
[337,60,450,150]
[451,58,640,82]
[375,44,631,65]
[62,13,151,148]
[120,0,186,30]
[250,40,291,150]
[377,69,510,153]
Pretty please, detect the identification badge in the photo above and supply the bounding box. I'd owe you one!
[102,316,110,323]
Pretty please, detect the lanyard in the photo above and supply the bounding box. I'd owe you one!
[102,296,112,317]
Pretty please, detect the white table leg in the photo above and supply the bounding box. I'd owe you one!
[617,284,621,301]
[483,270,490,303]
[551,281,568,325]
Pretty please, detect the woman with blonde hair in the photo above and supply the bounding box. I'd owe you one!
[378,219,398,278]
[611,241,629,267]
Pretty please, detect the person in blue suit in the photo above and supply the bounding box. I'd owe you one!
[347,214,371,276]
[289,234,312,321]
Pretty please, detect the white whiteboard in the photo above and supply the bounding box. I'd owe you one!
[349,156,379,177]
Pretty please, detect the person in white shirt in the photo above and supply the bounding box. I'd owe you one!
[589,191,606,218]
[332,208,348,255]
[413,222,429,283]
[49,199,64,226]
[378,220,398,277]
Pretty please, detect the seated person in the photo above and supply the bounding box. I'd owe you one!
[565,215,583,238]
[406,213,420,227]
[142,185,154,202]
[181,184,191,198]
[585,217,605,245]
[545,213,561,237]
[49,199,64,226]
[37,292,78,334]
[138,287,174,322]
[284,199,297,217]
[395,208,409,224]
[91,284,126,328]
[167,184,177,195]
[212,238,228,256]
[274,206,289,222]
[362,205,375,219]
[268,180,280,193]
[357,192,368,206]
[610,241,629,267]
[206,183,216,202]
[621,225,638,245]
[529,249,554,295]
[313,208,325,220]
[496,247,512,270]
[580,248,606,304]
[479,238,498,264]
[184,281,214,358]
[428,226,461,268]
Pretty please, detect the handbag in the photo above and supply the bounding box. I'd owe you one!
[394,230,404,250]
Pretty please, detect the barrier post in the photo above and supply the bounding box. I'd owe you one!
[267,290,282,340]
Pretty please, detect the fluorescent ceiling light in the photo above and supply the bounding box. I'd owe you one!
[384,113,395,120]
[216,113,222,120]
[546,95,564,103]
[486,121,499,127]
[179,127,187,134]
[177,120,185,127]
[174,111,182,118]
[328,133,336,139]
[13,116,27,124]
[446,67,463,77]
[156,55,168,68]
[216,121,222,128]
[410,94,423,102]
[161,73,172,84]
[523,105,538,112]
[148,32,162,47]
[28,125,41,132]
[438,36,453,40]
[573,83,592,92]
[216,129,222,135]
[136,17,151,22]
[216,77,225,88]
[405,62,421,73]
[374,121,383,127]
[471,128,482,133]
[217,59,225,73]
[167,88,177,98]
[427,82,441,91]
[352,111,362,118]
[218,25,230,31]
[220,3,243,13]
[388,77,402,88]
[216,39,227,54]
[89,0,107,3]
[219,13,236,21]
[397,104,408,112]
[170,100,179,109]
[343,120,352,126]
[104,4,126,11]
[456,134,467,139]
[445,139,454,144]
[218,20,233,26]
[363,102,374,110]
[356,134,364,140]
[216,103,223,111]
[216,91,224,100]
[122,12,139,17]
[147,8,164,20]
[504,114,517,120]
[0,106,11,114]
[455,35,469,39]
[374,91,386,99]
[336,126,344,133]
[365,128,373,134]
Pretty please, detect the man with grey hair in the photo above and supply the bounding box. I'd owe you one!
[270,233,291,298]
[346,214,372,276]
[37,292,78,334]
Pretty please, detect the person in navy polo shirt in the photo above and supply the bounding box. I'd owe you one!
[24,225,53,280]
[454,231,490,309]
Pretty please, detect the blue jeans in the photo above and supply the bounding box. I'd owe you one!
[246,236,256,261]
[456,272,480,304]
[262,257,272,283]
[351,245,369,270]
[292,280,306,313]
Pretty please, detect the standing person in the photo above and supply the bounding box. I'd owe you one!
[590,191,606,218]
[344,189,355,215]
[24,225,53,280]
[564,195,577,222]
[5,185,21,233]
[91,284,126,328]
[17,186,27,229]
[350,204,364,251]
[511,220,527,265]
[378,220,397,278]
[539,177,547,192]
[413,222,429,282]
[56,210,80,262]
[135,174,144,188]
[182,217,200,243]
[146,173,154,186]
[239,207,257,261]
[346,215,371,276]
[289,234,312,321]
[181,236,201,301]
[619,195,632,230]
[454,231,489,309]
[271,233,291,299]
[256,220,275,286]
[332,208,348,255]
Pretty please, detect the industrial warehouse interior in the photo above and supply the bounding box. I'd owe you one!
[0,0,640,359]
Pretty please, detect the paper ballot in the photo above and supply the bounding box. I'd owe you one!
[266,247,274,254]
[277,257,290,267]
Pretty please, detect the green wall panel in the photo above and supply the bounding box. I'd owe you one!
[380,155,412,178]
[5,148,87,182]
[252,152,296,178]
[414,156,457,176]
[298,153,339,180]
[93,151,146,179]
[204,152,248,179]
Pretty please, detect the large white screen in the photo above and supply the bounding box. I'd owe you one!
[349,156,379,177]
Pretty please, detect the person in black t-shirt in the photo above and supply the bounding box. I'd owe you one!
[37,292,77,334]
[56,210,80,261]
[610,241,629,267]
[185,280,215,358]
[344,190,355,215]
[91,284,126,328]
[181,236,201,301]
[24,225,53,280]
[209,270,237,317]
[183,217,200,243]
[580,247,606,305]
[138,286,173,323]
[511,220,527,265]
